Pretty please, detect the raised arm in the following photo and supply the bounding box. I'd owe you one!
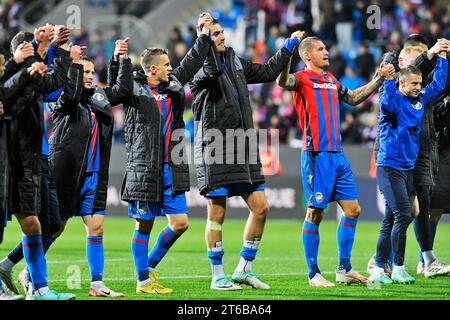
[277,31,304,90]
[171,13,214,86]
[341,63,395,106]
[422,53,448,106]
[104,37,133,105]
[48,47,84,115]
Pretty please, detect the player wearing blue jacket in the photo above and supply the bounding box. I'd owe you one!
[371,45,448,285]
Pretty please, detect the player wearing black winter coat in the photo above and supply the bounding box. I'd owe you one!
[111,34,214,204]
[189,45,293,194]
[49,58,133,218]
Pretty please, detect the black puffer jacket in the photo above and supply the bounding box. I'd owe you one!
[189,46,292,194]
[49,58,133,216]
[3,48,71,214]
[0,69,34,241]
[116,34,213,203]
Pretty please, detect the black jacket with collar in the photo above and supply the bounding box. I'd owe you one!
[110,33,213,203]
[189,45,292,194]
[49,58,133,216]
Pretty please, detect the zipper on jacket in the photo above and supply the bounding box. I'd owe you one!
[228,50,253,184]
[201,102,211,188]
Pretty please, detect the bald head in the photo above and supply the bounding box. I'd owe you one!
[298,36,329,69]
[298,37,321,60]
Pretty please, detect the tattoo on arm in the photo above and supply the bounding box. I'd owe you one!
[342,75,383,106]
[277,56,296,90]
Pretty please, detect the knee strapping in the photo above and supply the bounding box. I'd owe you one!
[206,220,222,231]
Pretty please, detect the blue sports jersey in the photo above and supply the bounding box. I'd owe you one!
[377,56,448,171]
[41,104,50,157]
[86,110,100,173]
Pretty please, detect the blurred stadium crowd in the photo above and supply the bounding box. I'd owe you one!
[1,0,449,147]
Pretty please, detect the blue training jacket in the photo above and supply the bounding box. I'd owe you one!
[377,56,448,171]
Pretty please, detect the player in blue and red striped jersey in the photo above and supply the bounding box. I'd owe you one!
[278,36,395,287]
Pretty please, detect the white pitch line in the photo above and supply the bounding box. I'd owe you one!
[47,271,334,283]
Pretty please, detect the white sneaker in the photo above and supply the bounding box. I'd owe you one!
[336,269,369,285]
[367,256,375,274]
[0,288,24,300]
[416,261,425,275]
[232,270,270,289]
[308,273,335,287]
[424,259,450,278]
[367,256,392,277]
[89,284,124,298]
[18,268,30,294]
[210,277,242,290]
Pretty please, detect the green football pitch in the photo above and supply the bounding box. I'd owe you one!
[1,217,449,300]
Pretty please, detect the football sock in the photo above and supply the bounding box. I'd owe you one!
[131,230,150,285]
[0,256,16,272]
[429,219,438,249]
[236,240,260,272]
[86,236,104,282]
[337,215,358,272]
[422,250,436,267]
[148,226,178,269]
[207,242,225,281]
[4,235,56,269]
[6,242,23,264]
[302,221,320,279]
[22,235,48,291]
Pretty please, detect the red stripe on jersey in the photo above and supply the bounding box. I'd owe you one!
[90,113,98,166]
[318,86,331,150]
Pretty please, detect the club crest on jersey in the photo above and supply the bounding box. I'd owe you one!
[413,101,422,110]
[313,82,337,90]
[93,92,105,101]
[315,192,323,203]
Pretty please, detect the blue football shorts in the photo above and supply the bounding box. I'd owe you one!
[301,151,358,209]
[128,164,187,220]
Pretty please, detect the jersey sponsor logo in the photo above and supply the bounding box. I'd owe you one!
[93,92,105,101]
[313,82,337,90]
[154,94,169,101]
[413,101,422,110]
[315,192,323,203]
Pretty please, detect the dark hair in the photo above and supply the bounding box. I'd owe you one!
[10,31,34,55]
[211,17,220,25]
[399,65,422,80]
[404,33,429,48]
[80,56,95,64]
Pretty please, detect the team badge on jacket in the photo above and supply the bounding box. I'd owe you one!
[93,93,105,101]
[413,101,422,110]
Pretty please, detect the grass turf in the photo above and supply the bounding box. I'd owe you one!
[1,217,449,300]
